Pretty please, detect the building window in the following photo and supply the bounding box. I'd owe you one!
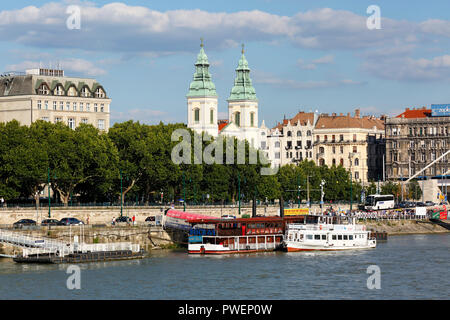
[297,131,302,137]
[275,152,280,159]
[332,146,336,154]
[60,101,64,111]
[94,104,98,112]
[355,158,359,166]
[355,172,359,180]
[81,87,91,97]
[340,159,344,166]
[275,141,280,148]
[95,88,105,98]
[41,117,49,122]
[81,118,88,124]
[307,130,311,136]
[210,109,214,125]
[44,101,49,110]
[54,117,62,123]
[98,119,105,130]
[54,85,64,96]
[332,159,336,166]
[261,141,266,149]
[67,86,77,97]
[37,100,42,110]
[194,108,200,123]
[38,84,50,95]
[68,118,75,130]
[250,112,255,127]
[353,134,357,142]
[86,103,90,112]
[340,146,344,154]
[53,101,57,110]
[80,103,84,112]
[66,102,70,111]
[100,104,104,112]
[235,112,241,127]
[73,102,77,111]
[340,134,344,141]
[353,146,357,153]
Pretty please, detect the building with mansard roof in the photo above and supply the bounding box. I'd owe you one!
[0,68,110,131]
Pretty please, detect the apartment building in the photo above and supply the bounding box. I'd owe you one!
[0,68,111,131]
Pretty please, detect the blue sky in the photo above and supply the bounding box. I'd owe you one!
[2,1,450,127]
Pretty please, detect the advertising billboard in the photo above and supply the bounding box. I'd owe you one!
[431,104,450,117]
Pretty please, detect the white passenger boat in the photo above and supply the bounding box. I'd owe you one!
[284,219,376,252]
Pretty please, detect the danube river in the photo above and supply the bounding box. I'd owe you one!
[0,234,448,299]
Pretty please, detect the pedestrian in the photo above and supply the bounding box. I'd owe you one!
[0,197,4,208]
[87,215,90,225]
[132,215,136,226]
[112,217,115,226]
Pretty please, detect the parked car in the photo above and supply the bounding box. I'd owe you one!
[13,219,37,229]
[425,201,435,207]
[221,215,236,220]
[115,216,132,223]
[145,216,155,222]
[41,219,61,226]
[59,217,84,225]
[415,202,426,207]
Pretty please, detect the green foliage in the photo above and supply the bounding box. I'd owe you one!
[0,119,365,206]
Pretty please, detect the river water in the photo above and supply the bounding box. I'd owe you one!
[0,234,448,300]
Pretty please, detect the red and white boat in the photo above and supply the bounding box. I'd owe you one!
[284,219,376,252]
[187,216,315,254]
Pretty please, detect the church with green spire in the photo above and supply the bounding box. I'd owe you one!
[187,41,268,151]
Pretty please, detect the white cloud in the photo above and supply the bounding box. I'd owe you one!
[252,70,365,89]
[297,54,334,70]
[5,58,106,76]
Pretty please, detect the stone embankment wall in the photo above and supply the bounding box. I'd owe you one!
[0,204,351,225]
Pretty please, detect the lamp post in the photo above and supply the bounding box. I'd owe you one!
[320,179,326,215]
[349,153,354,212]
[120,169,123,217]
[48,167,51,218]
[237,172,241,215]
[297,174,301,208]
[307,175,312,208]
[183,172,186,211]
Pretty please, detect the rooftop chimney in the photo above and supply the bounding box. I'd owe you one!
[355,109,361,118]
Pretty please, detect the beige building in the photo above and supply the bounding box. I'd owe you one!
[0,68,110,131]
[313,109,385,183]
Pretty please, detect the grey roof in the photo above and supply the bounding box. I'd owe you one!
[0,74,107,98]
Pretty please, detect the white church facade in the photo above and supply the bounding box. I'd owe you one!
[186,42,270,160]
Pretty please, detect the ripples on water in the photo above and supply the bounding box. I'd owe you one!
[0,234,448,300]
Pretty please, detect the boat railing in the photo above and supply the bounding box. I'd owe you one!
[287,223,367,232]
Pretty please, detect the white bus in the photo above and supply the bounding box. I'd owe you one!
[364,194,395,211]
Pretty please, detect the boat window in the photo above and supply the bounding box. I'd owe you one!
[343,235,348,240]
[338,235,342,240]
[321,235,326,240]
[306,234,313,240]
[332,235,337,240]
[349,235,353,240]
[314,235,320,240]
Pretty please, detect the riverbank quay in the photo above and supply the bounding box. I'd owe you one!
[361,219,450,235]
[0,204,353,225]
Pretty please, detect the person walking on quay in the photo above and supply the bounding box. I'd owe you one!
[132,215,136,226]
[112,217,115,226]
[0,197,4,208]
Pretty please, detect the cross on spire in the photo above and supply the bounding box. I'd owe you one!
[241,43,245,54]
[200,37,204,48]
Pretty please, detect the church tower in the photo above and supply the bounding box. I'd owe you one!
[187,39,218,138]
[227,44,259,148]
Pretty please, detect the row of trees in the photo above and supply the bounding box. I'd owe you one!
[0,120,422,207]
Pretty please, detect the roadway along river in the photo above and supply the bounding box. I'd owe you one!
[0,233,448,299]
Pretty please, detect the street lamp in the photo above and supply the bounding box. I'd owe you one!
[349,153,355,212]
[120,169,123,217]
[320,179,326,214]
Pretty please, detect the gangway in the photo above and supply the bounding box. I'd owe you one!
[0,228,141,258]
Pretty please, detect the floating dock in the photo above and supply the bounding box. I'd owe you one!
[13,249,147,264]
